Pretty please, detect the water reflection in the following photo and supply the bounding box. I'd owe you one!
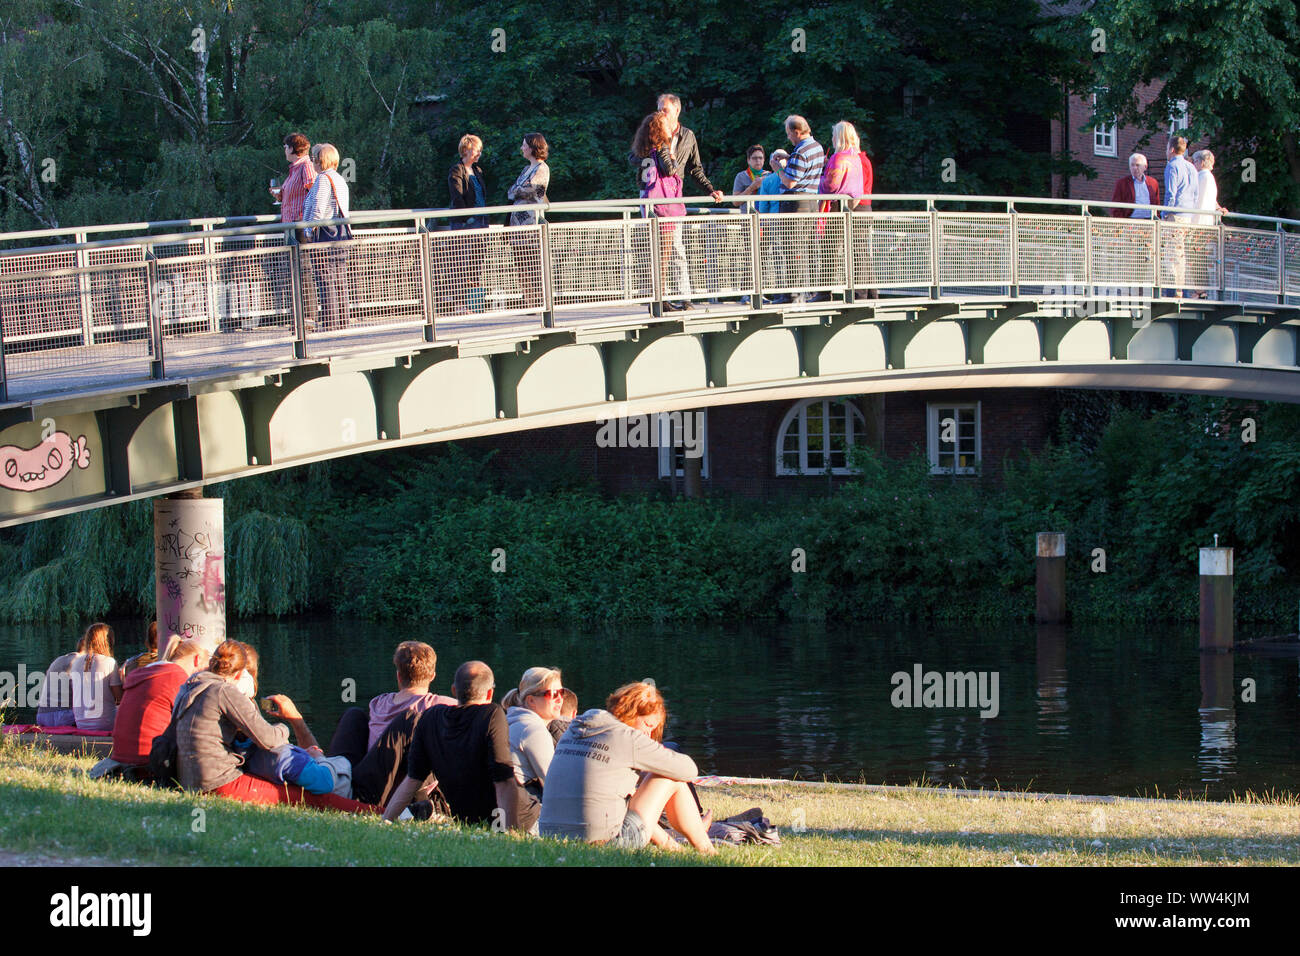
[2,618,1297,798]
[1035,625,1069,736]
[1197,652,1237,784]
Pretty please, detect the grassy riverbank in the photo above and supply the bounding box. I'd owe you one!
[3,741,1297,867]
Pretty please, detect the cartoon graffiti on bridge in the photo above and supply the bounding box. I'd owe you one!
[0,433,92,492]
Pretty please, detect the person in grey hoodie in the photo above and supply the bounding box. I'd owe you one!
[174,640,373,812]
[505,666,564,800]
[539,681,716,854]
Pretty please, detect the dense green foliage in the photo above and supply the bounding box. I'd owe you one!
[0,0,1092,231]
[1,395,1297,627]
[1083,0,1300,218]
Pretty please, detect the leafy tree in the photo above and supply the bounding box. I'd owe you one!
[1083,0,1300,218]
[3,0,1091,228]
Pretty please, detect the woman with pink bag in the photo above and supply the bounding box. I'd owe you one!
[629,112,688,312]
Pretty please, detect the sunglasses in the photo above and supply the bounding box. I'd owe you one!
[531,688,563,700]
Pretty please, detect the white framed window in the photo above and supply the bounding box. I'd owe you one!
[776,399,865,475]
[657,410,709,479]
[927,403,981,475]
[1170,99,1189,135]
[1092,91,1117,157]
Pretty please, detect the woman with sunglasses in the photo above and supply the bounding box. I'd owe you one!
[505,666,564,804]
[540,681,716,854]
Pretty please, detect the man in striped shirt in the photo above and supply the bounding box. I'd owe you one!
[772,115,825,304]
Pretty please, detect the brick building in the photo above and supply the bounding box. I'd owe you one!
[458,389,1062,497]
[1052,80,1198,203]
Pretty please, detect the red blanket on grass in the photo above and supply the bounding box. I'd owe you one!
[2,724,113,737]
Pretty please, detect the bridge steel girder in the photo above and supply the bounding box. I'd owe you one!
[8,302,1300,526]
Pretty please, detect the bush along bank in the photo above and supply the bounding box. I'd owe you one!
[1,396,1297,627]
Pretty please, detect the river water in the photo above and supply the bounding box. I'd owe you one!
[4,618,1298,800]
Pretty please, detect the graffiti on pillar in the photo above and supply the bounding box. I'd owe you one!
[199,553,225,613]
[0,433,92,491]
[155,504,226,651]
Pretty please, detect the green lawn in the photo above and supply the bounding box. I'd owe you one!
[2,739,1297,866]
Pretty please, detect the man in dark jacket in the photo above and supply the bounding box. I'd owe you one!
[657,93,724,310]
[446,134,489,311]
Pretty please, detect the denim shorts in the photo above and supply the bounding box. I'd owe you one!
[610,808,650,850]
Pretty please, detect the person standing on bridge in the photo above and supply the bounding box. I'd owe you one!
[775,115,826,305]
[447,135,490,314]
[630,112,686,312]
[302,143,352,330]
[1192,150,1227,296]
[1162,135,1198,298]
[271,133,318,329]
[1110,153,1160,219]
[819,121,865,301]
[656,93,725,310]
[507,133,551,312]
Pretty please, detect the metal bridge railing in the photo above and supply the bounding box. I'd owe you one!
[2,195,1299,402]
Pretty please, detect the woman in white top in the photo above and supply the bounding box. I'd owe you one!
[71,623,117,732]
[1191,149,1225,226]
[1192,150,1227,296]
[302,143,352,329]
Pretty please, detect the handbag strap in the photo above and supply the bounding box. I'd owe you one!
[323,171,347,220]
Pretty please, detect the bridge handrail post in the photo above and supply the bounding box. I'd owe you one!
[0,289,8,402]
[842,196,856,303]
[201,221,220,334]
[1218,214,1227,302]
[1008,201,1019,297]
[539,219,555,328]
[621,211,633,303]
[749,204,763,310]
[1080,203,1092,298]
[74,230,94,348]
[648,205,663,318]
[144,251,165,380]
[1152,214,1162,297]
[927,197,940,298]
[287,231,308,360]
[418,224,437,343]
[1277,220,1286,306]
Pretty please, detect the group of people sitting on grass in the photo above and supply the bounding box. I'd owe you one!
[36,624,718,854]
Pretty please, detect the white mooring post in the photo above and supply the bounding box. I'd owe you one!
[1198,537,1233,653]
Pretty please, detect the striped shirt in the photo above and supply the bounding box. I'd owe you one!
[279,155,316,224]
[781,137,825,193]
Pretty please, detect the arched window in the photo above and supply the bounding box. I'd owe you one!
[775,399,866,475]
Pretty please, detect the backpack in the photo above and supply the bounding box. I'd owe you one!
[147,680,209,789]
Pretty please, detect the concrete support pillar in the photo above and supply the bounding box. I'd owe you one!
[1035,532,1066,624]
[1199,546,1233,652]
[154,490,226,653]
[683,446,703,499]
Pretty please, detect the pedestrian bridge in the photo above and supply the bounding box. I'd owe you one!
[2,193,1298,525]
